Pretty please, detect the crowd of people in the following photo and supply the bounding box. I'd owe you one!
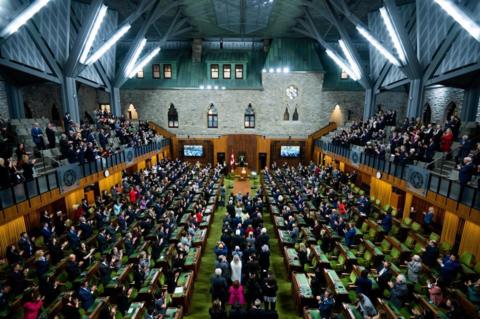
[208,188,279,319]
[0,111,161,190]
[330,110,480,186]
[0,159,222,319]
[59,110,159,164]
[264,162,480,318]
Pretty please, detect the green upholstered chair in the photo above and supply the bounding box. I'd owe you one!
[411,222,421,233]
[430,232,440,242]
[390,224,400,236]
[366,228,377,242]
[460,252,475,268]
[380,239,392,253]
[360,222,369,233]
[439,241,452,255]
[357,250,373,268]
[330,254,346,272]
[391,209,398,217]
[359,190,365,196]
[304,257,318,273]
[341,270,357,288]
[413,242,424,255]
[474,262,480,275]
[460,252,476,275]
[383,204,390,212]
[351,243,366,257]
[370,195,376,202]
[404,236,415,249]
[401,217,413,228]
[385,247,401,263]
[375,199,381,207]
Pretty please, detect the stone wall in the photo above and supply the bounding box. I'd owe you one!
[22,83,62,119]
[77,84,110,118]
[0,76,9,120]
[377,91,409,120]
[121,72,373,137]
[21,82,110,122]
[423,86,464,123]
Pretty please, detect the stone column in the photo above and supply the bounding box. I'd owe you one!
[460,86,480,122]
[5,83,25,119]
[406,78,424,119]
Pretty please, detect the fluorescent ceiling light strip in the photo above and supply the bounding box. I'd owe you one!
[79,4,108,64]
[129,47,161,78]
[325,49,359,81]
[356,26,401,67]
[338,39,362,79]
[85,24,131,65]
[434,0,480,42]
[0,0,52,38]
[125,38,147,76]
[379,7,406,64]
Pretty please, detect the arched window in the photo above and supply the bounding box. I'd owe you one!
[283,107,290,121]
[422,103,432,124]
[445,101,456,122]
[207,103,218,128]
[168,103,178,128]
[292,106,299,121]
[244,103,255,128]
[127,104,138,120]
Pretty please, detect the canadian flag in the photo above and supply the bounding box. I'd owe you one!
[230,153,235,169]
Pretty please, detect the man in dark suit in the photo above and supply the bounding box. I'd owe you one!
[18,232,34,258]
[78,281,96,309]
[66,254,82,281]
[376,261,393,291]
[66,226,81,251]
[99,256,112,285]
[210,268,228,306]
[45,123,56,149]
[248,299,268,319]
[459,157,475,186]
[31,122,46,150]
[97,229,109,253]
[40,223,54,244]
[9,264,28,295]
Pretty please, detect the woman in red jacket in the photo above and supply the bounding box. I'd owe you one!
[23,292,43,319]
[440,128,453,153]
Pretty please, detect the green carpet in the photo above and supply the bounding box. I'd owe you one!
[186,176,300,318]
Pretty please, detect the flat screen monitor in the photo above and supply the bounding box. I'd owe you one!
[184,145,203,157]
[280,145,300,157]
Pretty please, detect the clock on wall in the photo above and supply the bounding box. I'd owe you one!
[286,85,298,100]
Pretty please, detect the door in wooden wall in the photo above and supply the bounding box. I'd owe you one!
[259,153,267,170]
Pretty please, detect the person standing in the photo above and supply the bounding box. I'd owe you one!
[230,254,242,284]
[46,123,56,149]
[262,276,278,311]
[228,280,245,306]
[211,269,228,306]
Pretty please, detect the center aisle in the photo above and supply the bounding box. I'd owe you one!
[186,176,299,318]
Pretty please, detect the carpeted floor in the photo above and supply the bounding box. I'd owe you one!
[185,176,300,318]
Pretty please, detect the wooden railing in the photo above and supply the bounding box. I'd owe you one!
[148,121,176,139]
[308,122,337,140]
[306,122,338,161]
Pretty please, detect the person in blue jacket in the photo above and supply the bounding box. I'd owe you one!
[344,223,357,247]
[380,211,393,234]
[317,289,335,318]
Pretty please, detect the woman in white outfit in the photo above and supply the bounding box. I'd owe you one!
[230,254,242,284]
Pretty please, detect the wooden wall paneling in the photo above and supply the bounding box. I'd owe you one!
[227,135,258,171]
[256,136,271,170]
[213,136,228,166]
[177,139,214,166]
[64,188,85,218]
[269,140,306,168]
